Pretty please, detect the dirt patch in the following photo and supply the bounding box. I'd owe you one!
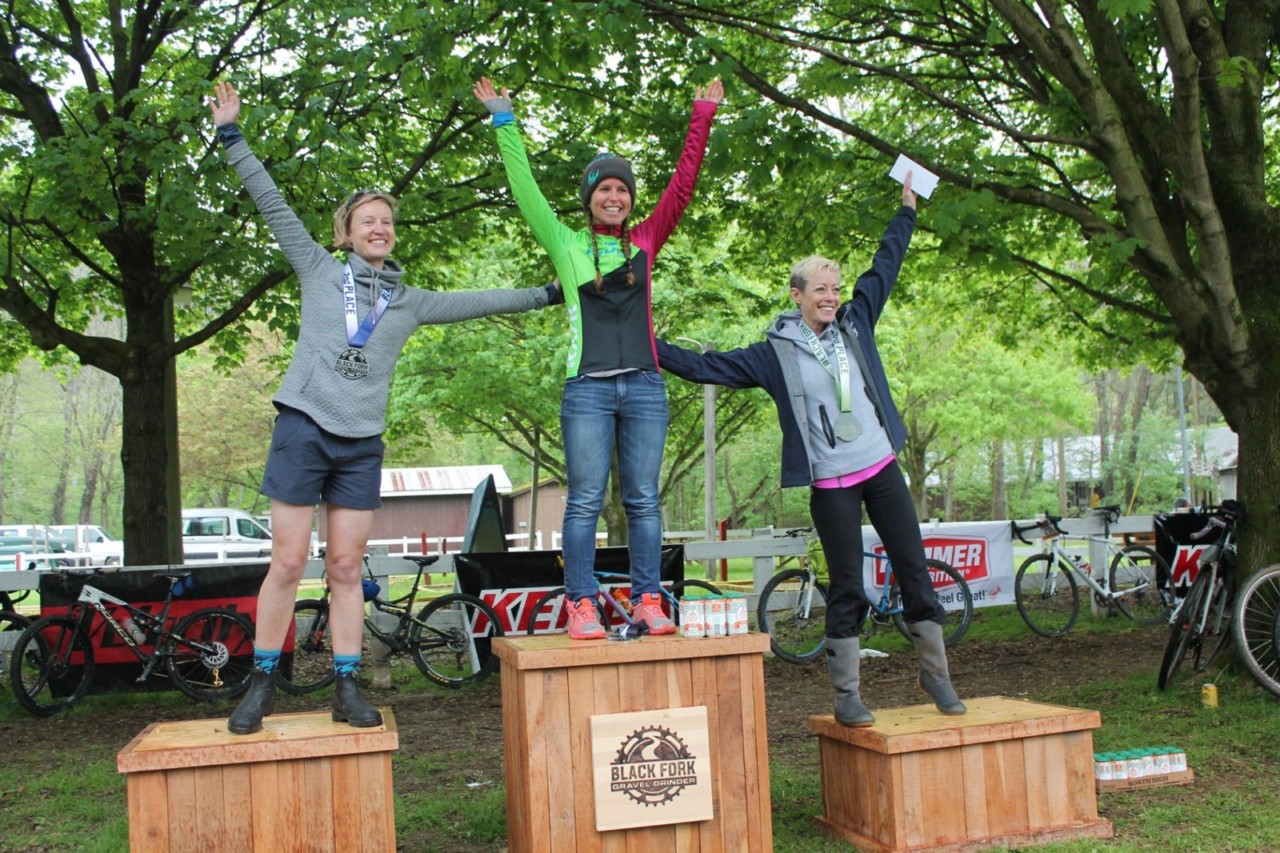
[0,627,1171,851]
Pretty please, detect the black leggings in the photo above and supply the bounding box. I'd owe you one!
[809,460,945,639]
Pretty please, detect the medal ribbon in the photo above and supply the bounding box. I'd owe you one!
[343,263,393,347]
[798,322,853,413]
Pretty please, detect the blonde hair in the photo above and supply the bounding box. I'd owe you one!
[789,255,841,292]
[333,190,398,249]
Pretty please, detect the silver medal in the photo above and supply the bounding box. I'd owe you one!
[335,348,370,380]
[835,412,861,442]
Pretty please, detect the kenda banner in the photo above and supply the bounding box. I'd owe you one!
[861,520,1015,610]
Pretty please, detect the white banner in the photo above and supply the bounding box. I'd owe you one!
[861,519,1015,610]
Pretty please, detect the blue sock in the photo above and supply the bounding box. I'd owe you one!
[254,649,281,674]
[334,654,361,676]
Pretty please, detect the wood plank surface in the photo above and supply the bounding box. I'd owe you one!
[493,632,769,671]
[808,695,1101,754]
[116,709,398,773]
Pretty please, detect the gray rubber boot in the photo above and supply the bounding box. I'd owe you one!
[228,668,277,735]
[907,620,966,715]
[825,636,875,727]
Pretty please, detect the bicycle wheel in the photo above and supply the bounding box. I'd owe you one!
[0,610,32,684]
[1109,545,1173,625]
[1158,567,1211,690]
[167,608,255,701]
[1232,565,1280,697]
[756,569,829,664]
[9,615,95,717]
[890,559,973,647]
[410,593,504,688]
[278,600,336,695]
[1015,554,1080,637]
[670,579,722,624]
[1192,571,1234,672]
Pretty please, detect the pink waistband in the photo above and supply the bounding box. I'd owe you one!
[812,455,896,489]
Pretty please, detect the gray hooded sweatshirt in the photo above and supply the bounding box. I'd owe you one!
[225,139,553,438]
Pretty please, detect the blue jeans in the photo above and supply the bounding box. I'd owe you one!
[560,371,668,601]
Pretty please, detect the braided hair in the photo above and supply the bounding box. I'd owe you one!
[588,216,636,293]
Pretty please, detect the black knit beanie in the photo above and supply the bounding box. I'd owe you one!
[580,153,636,211]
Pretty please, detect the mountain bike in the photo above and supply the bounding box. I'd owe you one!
[1012,505,1173,637]
[285,554,504,693]
[1157,502,1242,690]
[1232,561,1280,698]
[0,606,32,685]
[523,562,721,635]
[8,569,255,716]
[755,527,973,664]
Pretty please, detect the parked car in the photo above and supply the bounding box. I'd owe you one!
[182,508,272,562]
[0,524,80,569]
[50,524,124,566]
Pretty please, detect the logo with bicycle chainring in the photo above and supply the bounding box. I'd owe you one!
[608,725,699,806]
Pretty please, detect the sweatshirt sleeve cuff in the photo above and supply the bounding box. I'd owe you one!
[543,282,564,306]
[491,112,515,128]
[215,123,244,149]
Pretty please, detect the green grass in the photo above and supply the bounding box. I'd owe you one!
[3,608,1279,851]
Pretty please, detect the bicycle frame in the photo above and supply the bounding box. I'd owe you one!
[1030,509,1155,605]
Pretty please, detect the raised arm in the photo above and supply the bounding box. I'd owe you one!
[210,82,331,275]
[844,177,918,328]
[474,77,576,257]
[631,79,722,254]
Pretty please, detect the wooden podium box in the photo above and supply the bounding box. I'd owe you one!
[116,709,398,852]
[809,696,1113,852]
[493,632,772,852]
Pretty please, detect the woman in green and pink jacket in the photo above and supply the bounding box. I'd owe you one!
[475,76,722,639]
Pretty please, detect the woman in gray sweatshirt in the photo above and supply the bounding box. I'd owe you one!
[209,82,557,735]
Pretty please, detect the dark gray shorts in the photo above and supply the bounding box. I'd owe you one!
[260,406,384,510]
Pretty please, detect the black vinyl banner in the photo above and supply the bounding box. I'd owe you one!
[37,563,268,694]
[454,546,685,635]
[1153,512,1223,592]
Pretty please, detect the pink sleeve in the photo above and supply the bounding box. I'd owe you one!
[630,100,717,256]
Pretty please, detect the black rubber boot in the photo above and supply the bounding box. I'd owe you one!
[332,672,382,727]
[826,636,875,727]
[907,620,967,715]
[228,669,277,735]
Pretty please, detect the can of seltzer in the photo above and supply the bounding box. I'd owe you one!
[1201,683,1219,707]
[706,596,728,638]
[725,593,749,635]
[680,596,706,638]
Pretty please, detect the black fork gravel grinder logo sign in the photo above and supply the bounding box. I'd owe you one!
[608,725,700,806]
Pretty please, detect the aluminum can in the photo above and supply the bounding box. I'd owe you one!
[1155,749,1172,774]
[706,596,728,638]
[725,593,749,635]
[1110,755,1127,779]
[1202,683,1219,707]
[1094,754,1112,781]
[679,596,706,638]
[1170,748,1187,772]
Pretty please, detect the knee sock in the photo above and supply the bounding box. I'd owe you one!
[254,649,281,674]
[334,654,361,676]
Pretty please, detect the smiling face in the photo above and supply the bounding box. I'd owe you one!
[588,178,633,227]
[346,199,396,268]
[791,267,843,333]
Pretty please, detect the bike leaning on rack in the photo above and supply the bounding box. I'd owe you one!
[1233,556,1280,698]
[285,554,504,693]
[1012,505,1172,638]
[1158,502,1243,690]
[8,569,255,716]
[756,527,974,664]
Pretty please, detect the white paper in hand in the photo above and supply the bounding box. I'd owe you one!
[889,154,939,200]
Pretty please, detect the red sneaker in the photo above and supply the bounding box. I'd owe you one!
[632,593,676,635]
[566,597,606,640]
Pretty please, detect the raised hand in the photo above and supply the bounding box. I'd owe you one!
[473,77,512,115]
[902,171,917,210]
[695,79,725,105]
[210,81,241,127]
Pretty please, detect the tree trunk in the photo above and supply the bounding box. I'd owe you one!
[990,441,1007,520]
[119,300,183,566]
[0,375,17,521]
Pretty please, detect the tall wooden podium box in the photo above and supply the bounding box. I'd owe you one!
[493,633,773,852]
